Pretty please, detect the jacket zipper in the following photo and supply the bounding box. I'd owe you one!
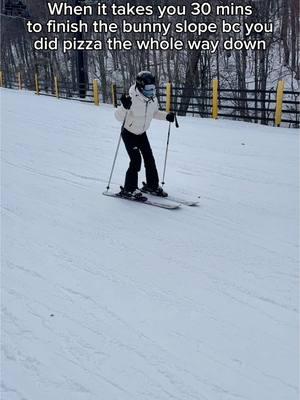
[143,101,149,132]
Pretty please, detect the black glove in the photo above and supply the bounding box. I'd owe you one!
[166,112,175,123]
[120,94,132,110]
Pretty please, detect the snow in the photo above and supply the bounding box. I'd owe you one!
[1,88,299,400]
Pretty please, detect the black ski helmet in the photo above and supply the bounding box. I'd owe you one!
[136,71,156,92]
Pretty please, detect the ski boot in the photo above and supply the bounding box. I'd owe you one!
[141,182,168,198]
[119,187,147,202]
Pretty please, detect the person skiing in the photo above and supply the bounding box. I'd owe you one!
[115,71,175,200]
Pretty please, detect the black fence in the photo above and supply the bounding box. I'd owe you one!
[2,75,97,104]
[2,73,299,128]
[216,88,299,127]
[39,80,95,103]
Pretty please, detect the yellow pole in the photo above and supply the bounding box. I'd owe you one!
[0,71,3,87]
[166,82,172,113]
[93,79,100,106]
[35,73,40,95]
[54,76,59,98]
[18,72,22,90]
[112,83,117,108]
[275,80,285,127]
[212,79,219,119]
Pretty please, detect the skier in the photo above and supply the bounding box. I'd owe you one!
[115,71,175,200]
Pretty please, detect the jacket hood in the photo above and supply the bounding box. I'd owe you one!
[129,84,137,97]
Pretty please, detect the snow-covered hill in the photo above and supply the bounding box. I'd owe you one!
[1,89,299,400]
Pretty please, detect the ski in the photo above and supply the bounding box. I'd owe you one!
[157,194,199,207]
[140,190,200,207]
[103,191,181,210]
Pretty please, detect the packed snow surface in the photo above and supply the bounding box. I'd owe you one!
[1,89,299,400]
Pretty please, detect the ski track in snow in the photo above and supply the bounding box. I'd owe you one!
[1,89,299,400]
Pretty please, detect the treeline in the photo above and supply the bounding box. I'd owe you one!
[1,0,299,108]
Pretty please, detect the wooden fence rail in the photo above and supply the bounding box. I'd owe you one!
[1,71,299,128]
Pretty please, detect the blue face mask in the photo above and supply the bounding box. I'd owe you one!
[142,84,156,98]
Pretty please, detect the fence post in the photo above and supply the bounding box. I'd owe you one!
[18,72,22,90]
[35,73,40,95]
[212,79,219,119]
[166,82,172,113]
[0,71,3,87]
[54,76,59,98]
[112,83,117,108]
[93,79,100,106]
[275,80,285,127]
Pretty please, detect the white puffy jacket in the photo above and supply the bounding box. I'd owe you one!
[115,85,167,135]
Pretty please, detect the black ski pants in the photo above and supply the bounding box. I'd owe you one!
[121,128,159,192]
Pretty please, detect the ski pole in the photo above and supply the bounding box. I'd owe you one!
[161,114,179,187]
[161,122,171,187]
[106,112,128,191]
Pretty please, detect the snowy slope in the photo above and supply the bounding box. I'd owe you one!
[1,88,299,400]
